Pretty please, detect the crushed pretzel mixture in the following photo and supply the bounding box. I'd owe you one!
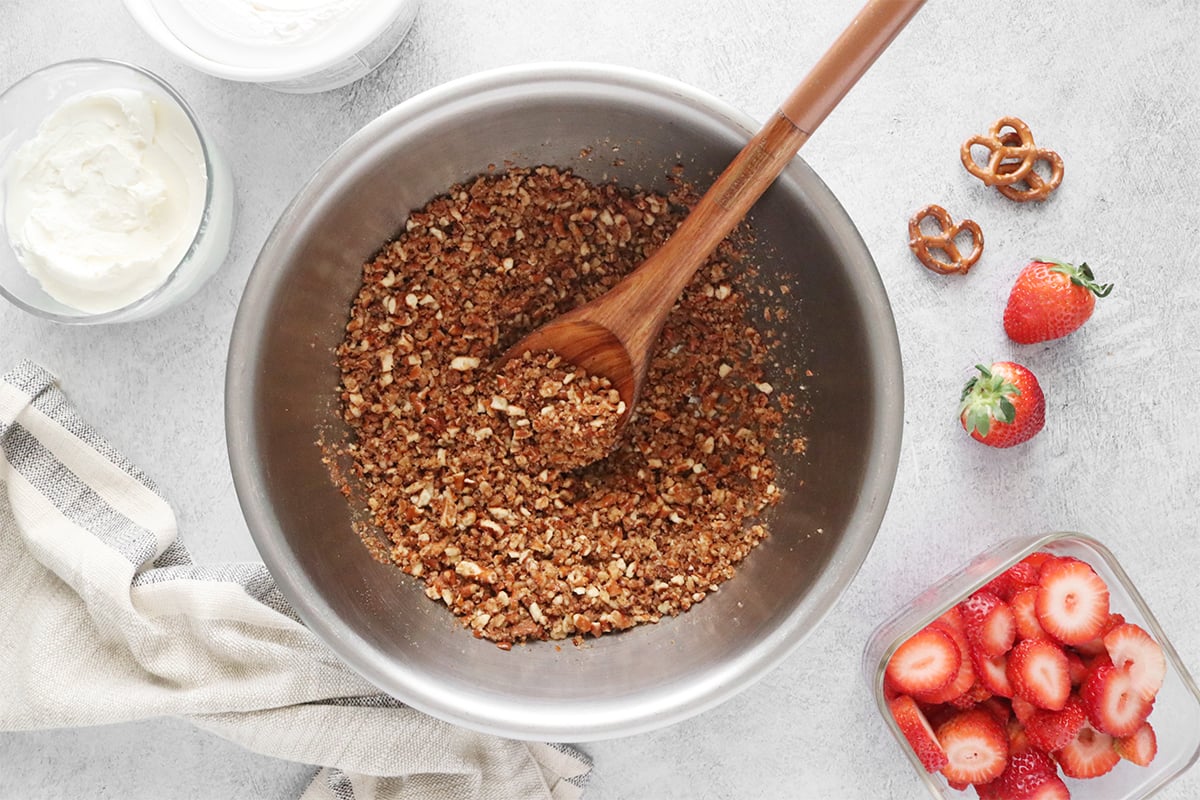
[495,349,625,471]
[332,165,789,647]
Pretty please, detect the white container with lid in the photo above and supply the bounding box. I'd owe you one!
[121,0,420,93]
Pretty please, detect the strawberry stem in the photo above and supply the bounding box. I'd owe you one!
[960,364,1019,437]
[1041,259,1114,298]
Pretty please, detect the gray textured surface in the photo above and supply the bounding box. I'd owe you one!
[2,0,1199,798]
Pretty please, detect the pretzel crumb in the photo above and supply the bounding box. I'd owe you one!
[497,349,623,471]
[331,165,790,647]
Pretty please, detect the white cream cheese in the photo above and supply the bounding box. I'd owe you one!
[3,88,207,314]
[151,0,369,68]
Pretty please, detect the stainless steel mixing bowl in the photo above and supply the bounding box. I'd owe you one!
[226,63,903,741]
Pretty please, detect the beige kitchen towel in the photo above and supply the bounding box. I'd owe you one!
[0,360,591,799]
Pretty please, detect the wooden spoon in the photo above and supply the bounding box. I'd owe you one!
[503,0,925,453]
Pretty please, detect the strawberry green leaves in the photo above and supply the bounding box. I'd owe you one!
[959,363,1045,447]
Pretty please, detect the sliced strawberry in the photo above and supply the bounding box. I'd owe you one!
[1066,650,1088,687]
[1011,747,1059,779]
[1011,695,1038,724]
[979,696,1012,726]
[1022,776,1070,800]
[1080,662,1154,736]
[958,589,1001,628]
[995,552,1053,595]
[982,573,1021,603]
[972,647,1013,698]
[935,605,967,637]
[886,625,961,696]
[1011,586,1050,642]
[1007,639,1071,710]
[916,620,977,705]
[1008,721,1031,757]
[935,708,1009,785]
[1024,695,1087,752]
[916,666,975,706]
[960,590,1017,658]
[1036,558,1110,645]
[987,748,1059,799]
[1022,552,1054,575]
[981,557,1045,609]
[1055,722,1119,779]
[920,702,958,732]
[889,694,949,773]
[1038,554,1083,575]
[1083,651,1113,673]
[949,682,992,708]
[1115,721,1157,767]
[1104,622,1166,701]
[946,694,973,711]
[1076,612,1127,657]
[979,764,1071,799]
[984,556,1047,601]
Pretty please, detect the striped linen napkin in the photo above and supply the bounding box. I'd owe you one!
[0,360,591,800]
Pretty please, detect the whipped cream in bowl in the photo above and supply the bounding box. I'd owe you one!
[0,60,234,323]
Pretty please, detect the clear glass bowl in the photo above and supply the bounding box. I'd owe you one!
[864,532,1200,799]
[0,59,234,324]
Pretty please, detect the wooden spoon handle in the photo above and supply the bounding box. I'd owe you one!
[598,0,925,365]
[780,0,926,135]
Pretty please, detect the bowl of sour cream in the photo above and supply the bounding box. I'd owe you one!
[0,59,234,324]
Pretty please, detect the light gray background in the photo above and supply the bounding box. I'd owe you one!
[2,0,1199,797]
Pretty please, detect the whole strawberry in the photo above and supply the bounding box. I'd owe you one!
[959,362,1045,448]
[1004,259,1113,344]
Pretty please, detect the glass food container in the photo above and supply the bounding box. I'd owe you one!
[864,532,1200,799]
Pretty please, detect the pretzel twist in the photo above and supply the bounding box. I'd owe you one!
[908,205,983,275]
[994,131,1064,202]
[960,117,1039,187]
